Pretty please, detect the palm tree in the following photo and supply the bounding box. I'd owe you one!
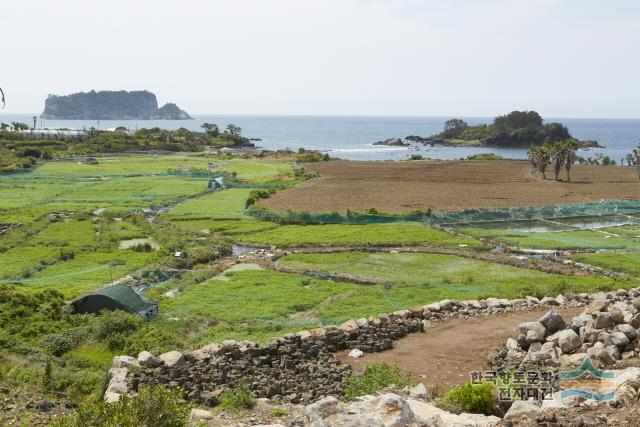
[633,144,640,181]
[550,142,564,181]
[528,146,550,179]
[562,139,579,182]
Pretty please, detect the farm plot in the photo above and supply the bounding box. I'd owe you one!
[277,252,636,297]
[163,188,253,220]
[259,160,640,213]
[573,252,640,277]
[236,222,484,248]
[459,226,640,251]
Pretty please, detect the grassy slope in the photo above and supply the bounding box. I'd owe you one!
[153,265,636,345]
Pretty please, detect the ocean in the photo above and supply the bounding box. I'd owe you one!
[1,114,639,161]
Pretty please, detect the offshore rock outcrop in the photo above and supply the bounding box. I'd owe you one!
[42,90,192,120]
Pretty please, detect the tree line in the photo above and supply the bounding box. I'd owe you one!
[529,140,640,181]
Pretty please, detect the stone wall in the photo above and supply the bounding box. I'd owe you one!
[106,290,612,405]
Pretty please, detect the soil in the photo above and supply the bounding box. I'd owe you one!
[259,160,640,213]
[336,307,582,394]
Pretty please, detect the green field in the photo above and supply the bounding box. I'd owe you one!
[278,251,635,297]
[573,251,640,276]
[217,159,295,183]
[238,222,485,248]
[459,226,640,250]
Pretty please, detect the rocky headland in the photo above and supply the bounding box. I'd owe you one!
[42,90,192,120]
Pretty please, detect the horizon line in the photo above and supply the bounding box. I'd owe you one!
[2,112,640,121]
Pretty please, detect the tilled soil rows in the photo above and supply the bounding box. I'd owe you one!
[259,160,640,213]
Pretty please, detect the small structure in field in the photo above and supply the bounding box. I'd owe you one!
[71,285,158,319]
[208,177,224,190]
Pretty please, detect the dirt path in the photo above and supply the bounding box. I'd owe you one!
[336,307,582,393]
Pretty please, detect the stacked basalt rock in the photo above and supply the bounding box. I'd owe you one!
[492,288,640,370]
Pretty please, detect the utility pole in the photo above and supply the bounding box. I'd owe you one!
[32,116,37,130]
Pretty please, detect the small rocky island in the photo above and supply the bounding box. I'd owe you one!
[42,90,192,120]
[374,111,601,149]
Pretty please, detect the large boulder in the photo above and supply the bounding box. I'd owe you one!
[189,408,214,423]
[556,329,582,354]
[519,322,546,343]
[113,355,139,369]
[504,400,542,418]
[158,351,185,368]
[594,312,613,329]
[137,351,160,367]
[539,309,566,334]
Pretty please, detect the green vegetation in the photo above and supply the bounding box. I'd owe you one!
[239,223,482,248]
[573,252,640,276]
[52,385,191,427]
[164,189,253,220]
[278,251,634,298]
[466,153,503,160]
[459,227,640,251]
[433,111,572,147]
[528,139,578,181]
[344,363,410,400]
[218,380,257,412]
[440,382,496,415]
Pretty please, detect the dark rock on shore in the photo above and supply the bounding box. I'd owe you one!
[372,137,408,147]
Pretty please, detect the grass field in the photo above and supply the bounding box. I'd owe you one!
[278,251,635,297]
[459,227,640,250]
[217,160,295,184]
[163,189,253,220]
[573,252,640,276]
[152,264,635,345]
[237,222,485,248]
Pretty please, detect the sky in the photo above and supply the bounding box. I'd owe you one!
[2,0,640,118]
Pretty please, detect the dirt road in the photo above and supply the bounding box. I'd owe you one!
[336,307,582,393]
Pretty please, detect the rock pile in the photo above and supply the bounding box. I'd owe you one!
[132,338,351,405]
[492,288,640,370]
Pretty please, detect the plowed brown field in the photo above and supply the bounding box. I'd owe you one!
[259,160,640,213]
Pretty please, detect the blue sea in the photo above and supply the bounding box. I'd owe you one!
[2,114,639,161]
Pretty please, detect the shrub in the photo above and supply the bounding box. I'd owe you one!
[52,385,191,427]
[92,310,143,342]
[466,153,503,161]
[218,380,257,412]
[440,382,495,415]
[271,408,288,416]
[343,363,410,400]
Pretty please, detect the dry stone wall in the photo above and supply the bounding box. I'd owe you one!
[106,290,618,405]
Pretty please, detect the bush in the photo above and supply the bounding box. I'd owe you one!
[218,380,257,412]
[92,310,143,342]
[52,385,191,427]
[440,382,495,415]
[466,153,503,161]
[343,363,410,400]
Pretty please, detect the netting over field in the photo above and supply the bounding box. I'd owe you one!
[246,200,640,227]
[427,200,640,227]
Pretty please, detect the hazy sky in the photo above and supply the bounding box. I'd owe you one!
[3,0,640,117]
